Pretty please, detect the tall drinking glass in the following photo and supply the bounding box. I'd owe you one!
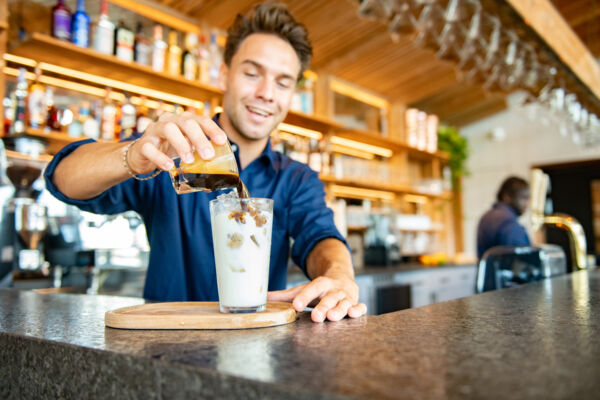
[210,197,274,313]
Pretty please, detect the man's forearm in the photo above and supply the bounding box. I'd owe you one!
[306,238,354,280]
[53,141,131,200]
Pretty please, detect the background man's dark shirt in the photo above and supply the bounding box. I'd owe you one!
[477,202,531,258]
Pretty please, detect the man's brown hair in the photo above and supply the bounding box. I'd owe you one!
[224,2,313,80]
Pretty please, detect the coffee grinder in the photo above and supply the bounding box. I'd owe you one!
[0,138,49,286]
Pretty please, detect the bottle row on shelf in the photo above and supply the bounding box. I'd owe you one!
[3,67,208,141]
[50,0,224,86]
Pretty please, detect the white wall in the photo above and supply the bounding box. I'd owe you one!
[459,92,599,258]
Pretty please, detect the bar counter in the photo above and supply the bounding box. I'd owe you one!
[2,269,600,399]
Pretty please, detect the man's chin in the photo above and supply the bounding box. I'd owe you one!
[239,123,278,141]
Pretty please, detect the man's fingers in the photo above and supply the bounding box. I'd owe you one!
[311,290,346,323]
[139,141,174,171]
[292,277,331,312]
[347,303,367,318]
[175,118,214,161]
[193,115,228,145]
[162,121,194,163]
[326,299,353,322]
[267,284,306,303]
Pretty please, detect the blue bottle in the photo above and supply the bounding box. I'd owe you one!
[71,0,90,47]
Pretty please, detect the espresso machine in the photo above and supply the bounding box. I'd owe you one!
[0,138,49,287]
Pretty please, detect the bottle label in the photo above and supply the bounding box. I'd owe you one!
[53,10,71,40]
[116,29,135,62]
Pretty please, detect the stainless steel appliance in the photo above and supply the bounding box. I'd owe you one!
[476,244,567,293]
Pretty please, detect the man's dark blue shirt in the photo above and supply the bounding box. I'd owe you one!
[44,115,346,301]
[477,202,530,258]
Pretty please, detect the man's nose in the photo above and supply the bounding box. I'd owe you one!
[256,78,275,102]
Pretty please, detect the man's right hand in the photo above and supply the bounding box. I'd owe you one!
[127,111,229,175]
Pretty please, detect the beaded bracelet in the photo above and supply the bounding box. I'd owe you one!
[122,139,161,181]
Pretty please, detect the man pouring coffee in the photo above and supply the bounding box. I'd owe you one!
[45,2,366,322]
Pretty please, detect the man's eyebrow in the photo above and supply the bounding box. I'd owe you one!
[240,59,296,81]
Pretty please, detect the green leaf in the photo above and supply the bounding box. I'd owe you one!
[437,125,469,189]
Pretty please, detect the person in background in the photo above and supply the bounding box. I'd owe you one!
[44,2,366,322]
[477,176,531,258]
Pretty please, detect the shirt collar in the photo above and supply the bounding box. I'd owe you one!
[212,113,277,173]
[493,202,518,218]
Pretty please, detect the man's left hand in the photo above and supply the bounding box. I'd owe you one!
[267,274,367,322]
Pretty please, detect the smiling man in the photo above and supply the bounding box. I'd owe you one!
[45,2,366,322]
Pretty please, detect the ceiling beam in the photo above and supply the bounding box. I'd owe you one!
[505,0,600,101]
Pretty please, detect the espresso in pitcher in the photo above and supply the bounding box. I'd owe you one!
[171,171,250,198]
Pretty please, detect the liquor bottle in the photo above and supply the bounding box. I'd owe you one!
[71,0,90,48]
[90,100,103,139]
[100,88,116,141]
[151,25,167,73]
[133,23,151,66]
[208,33,222,86]
[52,0,72,41]
[11,68,28,135]
[92,0,114,55]
[197,34,210,84]
[2,97,14,137]
[113,99,122,139]
[114,20,134,62]
[120,93,136,140]
[167,31,182,76]
[81,101,99,139]
[182,33,198,80]
[27,66,46,129]
[67,105,83,138]
[308,139,322,173]
[135,95,152,133]
[45,88,60,132]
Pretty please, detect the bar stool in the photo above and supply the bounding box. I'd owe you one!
[476,244,567,293]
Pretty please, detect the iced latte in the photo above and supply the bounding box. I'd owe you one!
[210,195,273,313]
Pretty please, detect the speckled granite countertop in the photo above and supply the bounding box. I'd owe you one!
[1,269,599,400]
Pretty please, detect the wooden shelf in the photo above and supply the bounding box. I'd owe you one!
[332,129,450,161]
[4,149,53,163]
[10,33,222,102]
[0,21,8,31]
[285,110,344,133]
[319,174,452,200]
[14,129,105,155]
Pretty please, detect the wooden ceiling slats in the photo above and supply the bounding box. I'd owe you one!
[152,0,594,126]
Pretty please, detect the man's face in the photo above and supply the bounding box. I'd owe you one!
[219,33,300,141]
[511,188,530,216]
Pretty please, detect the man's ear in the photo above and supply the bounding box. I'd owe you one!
[218,63,228,91]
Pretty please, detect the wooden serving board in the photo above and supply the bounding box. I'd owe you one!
[105,301,296,330]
